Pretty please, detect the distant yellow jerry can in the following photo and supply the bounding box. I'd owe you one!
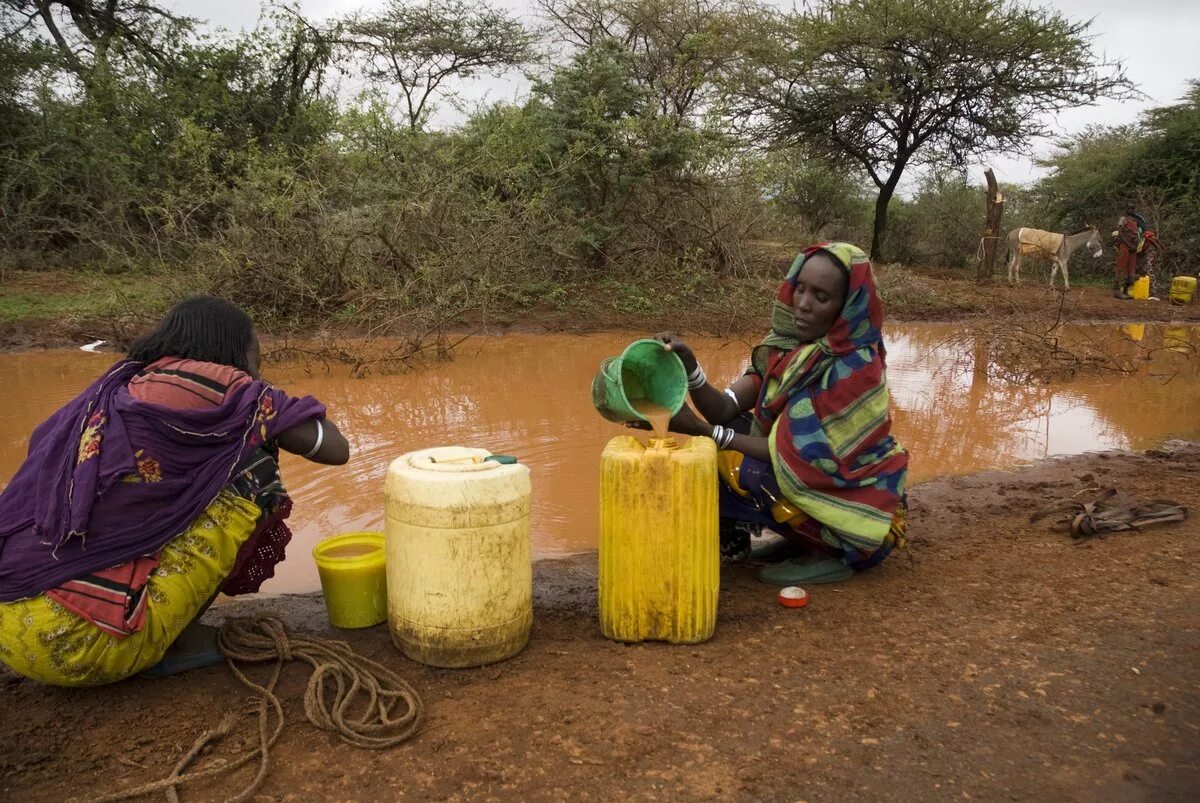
[1170,275,1197,305]
[599,435,719,644]
[1121,323,1146,342]
[1164,327,1191,355]
[718,449,809,527]
[1130,275,1150,300]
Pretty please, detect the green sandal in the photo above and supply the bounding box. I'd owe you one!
[757,556,853,586]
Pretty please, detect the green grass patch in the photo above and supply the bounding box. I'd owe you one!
[0,271,174,325]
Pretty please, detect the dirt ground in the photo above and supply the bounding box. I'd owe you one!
[3,266,1200,349]
[883,268,1200,328]
[2,444,1197,801]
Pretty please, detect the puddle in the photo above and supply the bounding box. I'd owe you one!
[1,324,1197,595]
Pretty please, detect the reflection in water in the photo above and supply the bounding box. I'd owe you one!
[889,324,1200,478]
[0,325,1196,595]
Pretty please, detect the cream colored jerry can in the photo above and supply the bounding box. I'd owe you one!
[384,446,532,668]
[599,435,719,644]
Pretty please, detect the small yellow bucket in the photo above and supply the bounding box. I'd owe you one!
[312,532,387,629]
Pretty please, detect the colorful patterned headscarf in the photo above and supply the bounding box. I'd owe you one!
[752,243,908,549]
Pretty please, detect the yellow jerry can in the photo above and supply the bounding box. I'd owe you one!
[599,435,719,644]
[1164,326,1191,355]
[1130,275,1150,300]
[1121,323,1145,342]
[1170,275,1197,305]
[384,446,532,668]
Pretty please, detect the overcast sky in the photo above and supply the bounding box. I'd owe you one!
[163,0,1200,189]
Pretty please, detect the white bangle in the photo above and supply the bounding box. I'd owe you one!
[687,365,707,390]
[302,419,324,459]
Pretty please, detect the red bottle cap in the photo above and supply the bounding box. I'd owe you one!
[777,586,809,608]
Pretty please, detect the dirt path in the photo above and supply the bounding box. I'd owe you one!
[3,266,1199,349]
[2,445,1198,801]
[884,269,1200,327]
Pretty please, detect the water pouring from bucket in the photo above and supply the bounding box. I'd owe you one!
[591,339,688,440]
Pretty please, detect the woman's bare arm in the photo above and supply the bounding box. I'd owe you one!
[277,418,350,465]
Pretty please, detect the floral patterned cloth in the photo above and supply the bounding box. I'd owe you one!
[0,491,260,686]
[0,360,324,602]
[38,359,302,637]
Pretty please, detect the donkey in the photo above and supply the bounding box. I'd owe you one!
[1005,226,1103,290]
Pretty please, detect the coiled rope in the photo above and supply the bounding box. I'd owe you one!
[96,616,424,803]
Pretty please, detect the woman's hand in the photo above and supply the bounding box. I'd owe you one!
[625,404,712,438]
[654,332,697,373]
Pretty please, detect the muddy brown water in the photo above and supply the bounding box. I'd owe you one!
[2,324,1197,595]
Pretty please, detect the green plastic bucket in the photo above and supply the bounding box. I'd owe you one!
[591,339,688,424]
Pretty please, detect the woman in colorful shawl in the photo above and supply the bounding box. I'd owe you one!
[0,297,349,686]
[1136,229,1166,279]
[646,243,908,586]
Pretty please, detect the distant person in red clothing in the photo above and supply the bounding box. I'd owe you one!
[1112,204,1144,299]
[1137,229,1166,281]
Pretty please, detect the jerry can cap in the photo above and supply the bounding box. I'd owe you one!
[407,446,518,473]
[777,586,809,608]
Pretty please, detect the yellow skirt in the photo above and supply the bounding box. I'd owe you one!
[0,491,260,687]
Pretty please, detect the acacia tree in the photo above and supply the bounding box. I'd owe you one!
[0,0,191,88]
[538,0,745,123]
[530,37,658,269]
[730,0,1134,260]
[337,0,534,131]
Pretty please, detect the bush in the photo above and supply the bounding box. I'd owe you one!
[883,172,984,269]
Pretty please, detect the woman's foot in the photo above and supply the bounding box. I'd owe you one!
[757,554,853,586]
[140,622,225,678]
[719,520,758,564]
[748,535,806,564]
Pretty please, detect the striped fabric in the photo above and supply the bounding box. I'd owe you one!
[127,358,252,409]
[46,556,159,637]
[45,358,252,638]
[752,243,909,552]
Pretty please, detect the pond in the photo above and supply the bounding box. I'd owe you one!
[1,323,1196,595]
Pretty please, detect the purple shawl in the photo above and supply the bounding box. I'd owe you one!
[0,360,325,601]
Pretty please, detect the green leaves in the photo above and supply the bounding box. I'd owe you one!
[730,0,1135,258]
[336,0,534,131]
[1034,81,1200,273]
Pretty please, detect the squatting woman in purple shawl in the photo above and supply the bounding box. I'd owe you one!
[0,297,349,685]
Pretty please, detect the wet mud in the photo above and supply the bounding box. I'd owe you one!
[2,445,1198,801]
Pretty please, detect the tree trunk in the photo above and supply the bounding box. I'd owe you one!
[977,168,1005,283]
[869,184,895,262]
